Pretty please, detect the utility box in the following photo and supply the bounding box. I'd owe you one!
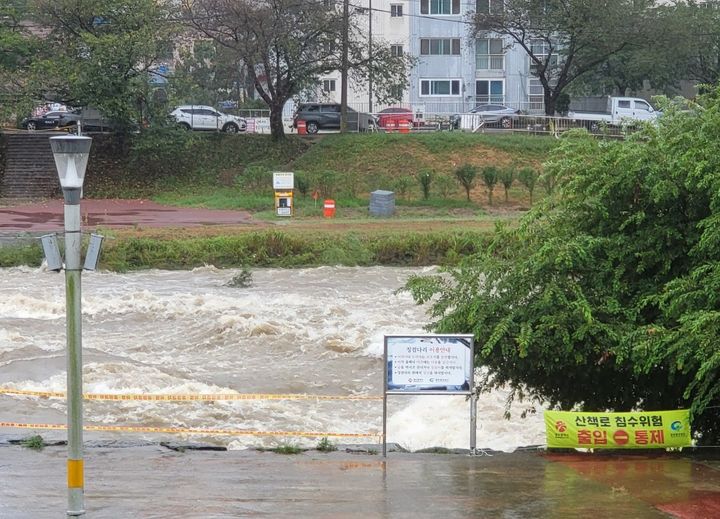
[369,190,395,217]
[275,191,293,216]
[273,172,294,217]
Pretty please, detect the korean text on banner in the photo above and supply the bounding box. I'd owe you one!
[545,410,691,449]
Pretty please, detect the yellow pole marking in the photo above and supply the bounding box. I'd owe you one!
[67,459,84,489]
[0,422,381,440]
[0,388,381,402]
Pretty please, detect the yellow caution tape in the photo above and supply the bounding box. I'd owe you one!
[0,388,382,402]
[0,421,381,439]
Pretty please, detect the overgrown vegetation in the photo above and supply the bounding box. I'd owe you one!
[316,437,337,452]
[270,443,303,454]
[20,435,45,451]
[405,95,720,443]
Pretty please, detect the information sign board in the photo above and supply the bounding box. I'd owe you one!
[385,335,473,393]
[273,172,294,190]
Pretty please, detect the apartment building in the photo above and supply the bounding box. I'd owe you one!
[315,0,544,114]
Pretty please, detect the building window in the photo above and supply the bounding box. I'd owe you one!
[420,38,461,56]
[391,45,403,57]
[529,39,558,76]
[528,79,544,110]
[391,4,403,17]
[322,79,336,93]
[475,38,504,70]
[476,0,503,14]
[476,79,504,103]
[420,0,460,15]
[420,79,462,96]
[390,85,404,100]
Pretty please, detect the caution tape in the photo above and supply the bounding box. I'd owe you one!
[0,388,382,402]
[0,421,381,439]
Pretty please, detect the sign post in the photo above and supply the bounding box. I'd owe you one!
[383,334,476,456]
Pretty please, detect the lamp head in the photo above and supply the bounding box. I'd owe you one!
[49,136,92,197]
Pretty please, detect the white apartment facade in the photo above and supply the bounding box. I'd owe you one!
[313,0,545,114]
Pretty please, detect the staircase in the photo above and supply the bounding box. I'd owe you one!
[1,133,60,199]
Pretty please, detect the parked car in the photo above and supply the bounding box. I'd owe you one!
[377,107,422,130]
[19,111,75,131]
[293,103,376,133]
[170,105,247,133]
[450,104,521,130]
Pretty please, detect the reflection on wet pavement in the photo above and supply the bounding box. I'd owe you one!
[4,443,717,518]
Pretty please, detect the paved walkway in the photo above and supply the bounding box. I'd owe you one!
[0,199,255,233]
[1,438,719,518]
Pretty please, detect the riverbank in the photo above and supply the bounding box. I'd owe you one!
[2,436,719,518]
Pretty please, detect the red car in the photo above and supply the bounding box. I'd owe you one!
[377,107,421,131]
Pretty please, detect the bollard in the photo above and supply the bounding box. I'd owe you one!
[323,199,336,218]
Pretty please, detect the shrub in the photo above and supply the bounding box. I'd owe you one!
[480,166,499,205]
[517,167,538,204]
[434,174,457,199]
[418,169,433,200]
[499,167,515,203]
[454,164,477,201]
[393,176,414,199]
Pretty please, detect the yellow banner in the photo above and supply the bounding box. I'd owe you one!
[545,410,692,449]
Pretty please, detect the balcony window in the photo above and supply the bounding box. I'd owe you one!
[476,38,504,70]
[476,79,504,103]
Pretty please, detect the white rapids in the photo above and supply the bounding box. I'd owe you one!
[0,265,545,451]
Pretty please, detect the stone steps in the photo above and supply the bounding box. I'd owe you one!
[1,133,60,199]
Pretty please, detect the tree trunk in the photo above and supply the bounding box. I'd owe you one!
[269,102,286,140]
[544,90,557,116]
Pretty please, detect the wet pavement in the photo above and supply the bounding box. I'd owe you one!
[0,199,256,233]
[1,439,719,518]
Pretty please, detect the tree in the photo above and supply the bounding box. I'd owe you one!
[473,0,650,115]
[454,164,477,201]
[404,96,720,443]
[418,169,433,200]
[480,165,499,205]
[26,0,178,128]
[569,2,717,97]
[182,0,412,139]
[517,167,537,204]
[0,0,39,117]
[170,40,252,107]
[499,166,515,203]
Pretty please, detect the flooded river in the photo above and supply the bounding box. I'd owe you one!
[0,265,544,451]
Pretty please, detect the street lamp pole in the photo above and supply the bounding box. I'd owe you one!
[50,135,92,518]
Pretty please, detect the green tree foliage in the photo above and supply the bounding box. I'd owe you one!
[25,0,178,128]
[170,40,252,108]
[499,166,515,203]
[418,169,433,200]
[0,0,38,117]
[571,1,720,97]
[517,167,538,204]
[405,95,720,442]
[481,165,499,205]
[454,164,477,202]
[473,0,649,114]
[182,0,413,139]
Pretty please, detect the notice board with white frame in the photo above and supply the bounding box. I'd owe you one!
[382,334,476,456]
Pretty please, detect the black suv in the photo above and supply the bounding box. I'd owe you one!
[293,103,375,133]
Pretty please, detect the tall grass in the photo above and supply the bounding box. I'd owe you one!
[0,230,491,271]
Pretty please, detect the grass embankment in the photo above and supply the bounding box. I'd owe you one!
[1,131,557,270]
[0,229,493,271]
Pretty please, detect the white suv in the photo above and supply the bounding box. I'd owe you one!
[170,105,247,133]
